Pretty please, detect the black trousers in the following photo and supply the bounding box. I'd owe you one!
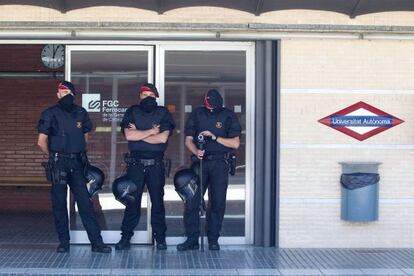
[184,159,229,242]
[120,161,166,242]
[50,156,103,245]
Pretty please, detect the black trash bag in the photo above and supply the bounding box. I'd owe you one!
[340,173,380,190]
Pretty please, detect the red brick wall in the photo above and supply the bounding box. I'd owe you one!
[0,79,59,177]
[0,45,63,211]
[0,44,62,72]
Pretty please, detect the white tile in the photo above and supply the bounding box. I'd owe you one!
[402,269,414,275]
[238,268,281,275]
[0,268,28,274]
[321,269,364,275]
[26,268,71,274]
[280,269,323,275]
[68,268,111,275]
[361,268,405,275]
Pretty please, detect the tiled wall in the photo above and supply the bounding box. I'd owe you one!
[279,39,414,247]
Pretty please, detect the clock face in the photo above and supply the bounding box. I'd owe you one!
[41,44,65,69]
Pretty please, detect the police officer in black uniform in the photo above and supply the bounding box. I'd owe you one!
[177,89,241,251]
[37,81,111,253]
[115,83,175,251]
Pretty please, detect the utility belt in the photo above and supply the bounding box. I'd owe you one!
[42,151,88,186]
[124,152,171,177]
[204,152,232,161]
[124,153,162,166]
[192,152,237,176]
[49,151,88,163]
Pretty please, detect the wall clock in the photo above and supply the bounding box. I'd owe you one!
[41,44,65,69]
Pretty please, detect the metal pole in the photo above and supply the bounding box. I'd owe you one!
[197,134,206,252]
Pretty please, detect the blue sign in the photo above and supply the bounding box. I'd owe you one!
[330,116,393,127]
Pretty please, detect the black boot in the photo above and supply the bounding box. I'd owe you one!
[156,238,167,250]
[177,238,199,251]
[91,242,112,253]
[208,241,220,251]
[115,236,131,251]
[56,242,69,253]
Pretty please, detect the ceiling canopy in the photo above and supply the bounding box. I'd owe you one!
[1,0,414,18]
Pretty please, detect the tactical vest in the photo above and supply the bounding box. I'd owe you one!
[127,106,169,153]
[48,105,87,153]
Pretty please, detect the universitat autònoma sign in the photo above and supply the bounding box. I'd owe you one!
[318,101,404,141]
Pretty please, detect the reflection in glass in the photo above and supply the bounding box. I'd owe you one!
[70,51,149,231]
[164,51,246,237]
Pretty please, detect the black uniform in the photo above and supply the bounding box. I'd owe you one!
[119,104,175,243]
[37,102,104,246]
[184,106,241,243]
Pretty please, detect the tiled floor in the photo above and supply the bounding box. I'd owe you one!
[0,246,414,275]
[0,211,244,244]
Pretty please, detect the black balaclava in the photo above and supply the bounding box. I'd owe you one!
[58,94,75,111]
[203,89,223,113]
[140,96,158,113]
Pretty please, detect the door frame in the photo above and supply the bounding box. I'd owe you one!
[65,42,255,245]
[157,42,255,245]
[66,45,155,244]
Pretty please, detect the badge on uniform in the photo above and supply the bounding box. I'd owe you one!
[77,122,82,128]
[216,122,222,129]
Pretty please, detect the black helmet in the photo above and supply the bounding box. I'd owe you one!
[173,169,198,202]
[85,165,105,198]
[112,174,138,206]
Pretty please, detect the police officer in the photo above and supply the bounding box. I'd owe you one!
[36,81,111,253]
[115,83,175,251]
[177,89,241,251]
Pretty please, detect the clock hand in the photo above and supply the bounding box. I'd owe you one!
[52,45,57,58]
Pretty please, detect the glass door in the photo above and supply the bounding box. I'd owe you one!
[66,45,154,244]
[158,43,255,244]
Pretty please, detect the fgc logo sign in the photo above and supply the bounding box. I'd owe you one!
[82,94,101,112]
[82,94,120,112]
